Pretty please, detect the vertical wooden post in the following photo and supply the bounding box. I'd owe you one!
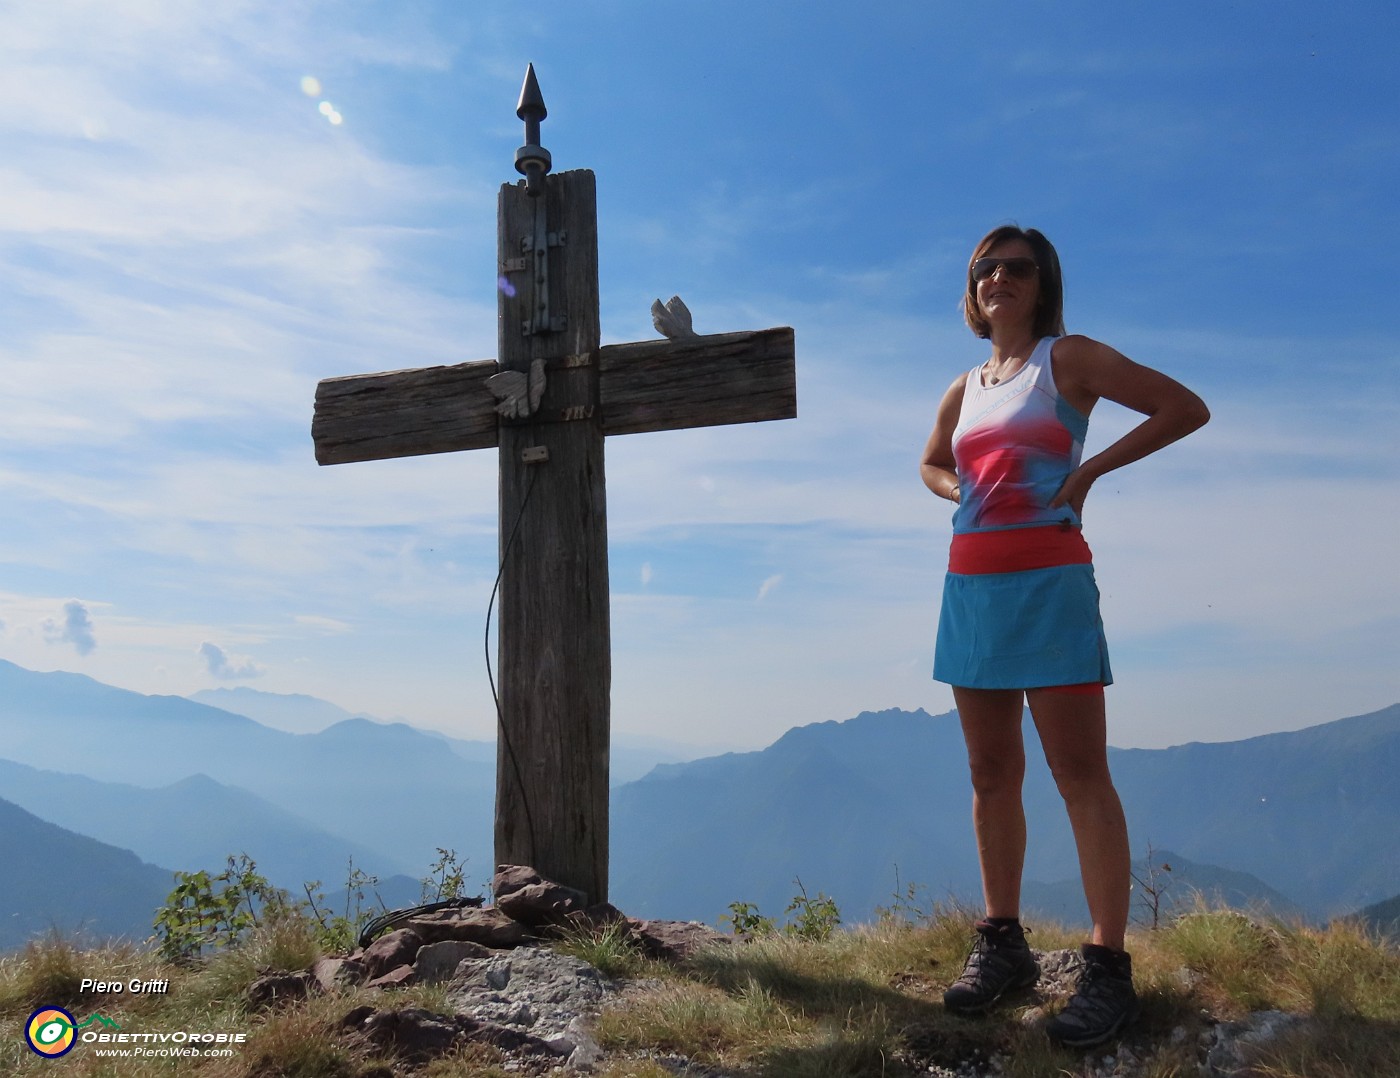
[494,169,609,904]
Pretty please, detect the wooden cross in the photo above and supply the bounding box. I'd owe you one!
[311,67,796,905]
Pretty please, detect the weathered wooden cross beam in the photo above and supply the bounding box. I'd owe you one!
[312,66,796,905]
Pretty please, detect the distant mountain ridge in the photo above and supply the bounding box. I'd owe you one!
[612,704,1400,924]
[1353,893,1400,940]
[188,687,383,734]
[0,796,173,952]
[0,758,413,884]
[187,684,694,782]
[0,659,495,879]
[2,660,1395,946]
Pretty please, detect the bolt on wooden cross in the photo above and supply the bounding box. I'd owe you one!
[311,65,796,905]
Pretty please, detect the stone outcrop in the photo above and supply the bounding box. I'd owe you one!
[448,946,612,1068]
[1201,1010,1311,1077]
[343,1004,560,1066]
[312,955,366,992]
[628,918,730,963]
[402,905,534,949]
[413,939,494,984]
[289,866,730,1071]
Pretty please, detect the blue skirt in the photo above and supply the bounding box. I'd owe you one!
[933,562,1113,690]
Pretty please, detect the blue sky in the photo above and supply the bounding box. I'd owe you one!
[0,1,1395,753]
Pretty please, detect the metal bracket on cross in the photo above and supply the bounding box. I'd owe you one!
[512,63,565,337]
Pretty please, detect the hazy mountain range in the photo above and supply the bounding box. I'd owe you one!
[2,658,1396,952]
[613,703,1400,923]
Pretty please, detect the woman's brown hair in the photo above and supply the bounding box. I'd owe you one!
[962,225,1066,339]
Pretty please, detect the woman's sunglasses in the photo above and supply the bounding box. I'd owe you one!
[971,257,1039,282]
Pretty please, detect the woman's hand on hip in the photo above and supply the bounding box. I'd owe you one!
[1050,467,1095,520]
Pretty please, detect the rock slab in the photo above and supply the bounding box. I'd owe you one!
[449,945,614,1068]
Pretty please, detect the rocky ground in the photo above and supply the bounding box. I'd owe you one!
[242,866,1314,1077]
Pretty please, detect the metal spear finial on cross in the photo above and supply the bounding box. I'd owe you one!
[514,63,550,196]
[312,66,797,905]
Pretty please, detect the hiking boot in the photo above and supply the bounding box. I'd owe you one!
[1046,944,1138,1047]
[943,920,1040,1014]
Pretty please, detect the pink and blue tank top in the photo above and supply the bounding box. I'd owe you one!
[951,336,1088,535]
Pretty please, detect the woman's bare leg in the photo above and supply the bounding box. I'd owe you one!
[1026,688,1130,950]
[953,687,1028,919]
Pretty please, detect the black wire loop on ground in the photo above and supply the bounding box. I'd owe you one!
[357,895,485,950]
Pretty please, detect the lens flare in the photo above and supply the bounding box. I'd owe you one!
[300,75,322,97]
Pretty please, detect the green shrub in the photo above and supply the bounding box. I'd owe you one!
[722,880,841,942]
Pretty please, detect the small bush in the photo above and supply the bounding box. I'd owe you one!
[154,854,294,962]
[303,857,386,954]
[722,880,841,942]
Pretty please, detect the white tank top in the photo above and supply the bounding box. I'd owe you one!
[951,337,1089,534]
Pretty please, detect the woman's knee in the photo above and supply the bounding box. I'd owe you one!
[955,687,1026,797]
[966,751,1026,798]
[1045,754,1117,804]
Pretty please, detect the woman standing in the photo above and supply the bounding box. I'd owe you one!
[920,225,1209,1047]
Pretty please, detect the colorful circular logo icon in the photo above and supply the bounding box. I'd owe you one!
[26,1007,77,1057]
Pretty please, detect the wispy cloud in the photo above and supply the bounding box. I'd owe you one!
[199,641,263,681]
[44,600,97,656]
[293,615,353,635]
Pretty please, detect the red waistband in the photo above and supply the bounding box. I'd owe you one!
[948,526,1093,574]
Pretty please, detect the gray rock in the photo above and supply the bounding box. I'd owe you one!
[1203,1009,1309,1077]
[413,939,493,984]
[1032,947,1084,996]
[350,1005,558,1065]
[312,955,367,991]
[449,946,615,1067]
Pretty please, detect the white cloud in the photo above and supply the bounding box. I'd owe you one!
[43,599,97,656]
[199,641,263,681]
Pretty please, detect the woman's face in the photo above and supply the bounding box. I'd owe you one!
[973,238,1040,332]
